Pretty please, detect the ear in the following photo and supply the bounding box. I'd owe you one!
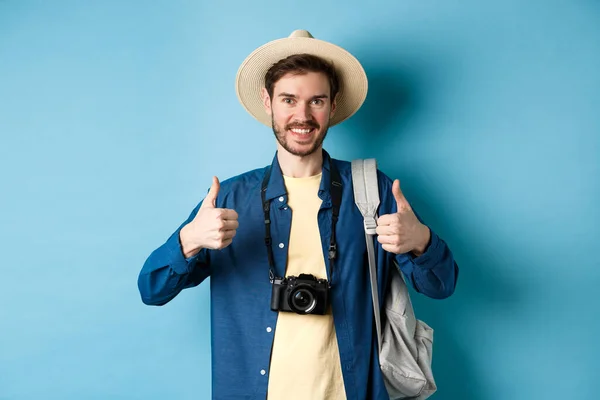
[261,88,272,116]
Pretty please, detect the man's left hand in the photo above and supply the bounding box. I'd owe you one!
[376,179,431,256]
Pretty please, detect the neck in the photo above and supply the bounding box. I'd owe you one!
[277,146,323,178]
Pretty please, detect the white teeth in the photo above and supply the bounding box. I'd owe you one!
[291,128,312,134]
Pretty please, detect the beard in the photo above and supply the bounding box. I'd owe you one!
[271,116,329,157]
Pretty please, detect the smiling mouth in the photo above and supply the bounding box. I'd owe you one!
[289,127,315,135]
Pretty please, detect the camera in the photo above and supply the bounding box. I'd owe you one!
[270,273,330,315]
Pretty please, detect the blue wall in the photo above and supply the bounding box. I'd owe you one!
[1,1,599,399]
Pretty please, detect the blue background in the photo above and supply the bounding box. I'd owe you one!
[1,1,599,399]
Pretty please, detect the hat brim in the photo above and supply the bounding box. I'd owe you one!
[235,36,368,127]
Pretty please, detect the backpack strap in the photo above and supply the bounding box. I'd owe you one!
[351,159,383,353]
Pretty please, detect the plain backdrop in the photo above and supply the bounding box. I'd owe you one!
[1,1,599,399]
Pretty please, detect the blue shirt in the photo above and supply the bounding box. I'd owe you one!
[137,150,459,400]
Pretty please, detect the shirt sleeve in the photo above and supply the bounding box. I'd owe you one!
[394,226,459,299]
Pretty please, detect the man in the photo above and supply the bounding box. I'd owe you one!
[138,29,458,400]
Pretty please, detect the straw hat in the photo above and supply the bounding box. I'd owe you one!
[235,29,368,127]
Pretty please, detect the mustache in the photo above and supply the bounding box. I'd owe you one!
[285,121,320,130]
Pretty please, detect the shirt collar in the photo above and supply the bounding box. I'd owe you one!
[264,149,333,203]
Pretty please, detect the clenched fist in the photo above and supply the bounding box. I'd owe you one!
[179,176,239,258]
[376,179,431,256]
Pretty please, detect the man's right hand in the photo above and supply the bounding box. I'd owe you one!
[179,176,239,258]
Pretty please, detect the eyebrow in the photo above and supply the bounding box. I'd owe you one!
[277,92,329,100]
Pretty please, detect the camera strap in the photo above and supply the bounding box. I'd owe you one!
[261,159,342,286]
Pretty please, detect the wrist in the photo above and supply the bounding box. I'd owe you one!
[179,224,202,259]
[411,225,431,257]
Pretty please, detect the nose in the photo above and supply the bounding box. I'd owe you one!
[294,103,311,122]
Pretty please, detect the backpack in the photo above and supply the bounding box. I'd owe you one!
[351,158,437,399]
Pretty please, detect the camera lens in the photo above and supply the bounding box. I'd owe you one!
[294,290,311,308]
[290,286,316,314]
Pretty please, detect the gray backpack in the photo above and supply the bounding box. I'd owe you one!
[351,159,437,399]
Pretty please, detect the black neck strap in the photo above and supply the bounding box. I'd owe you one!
[261,161,342,286]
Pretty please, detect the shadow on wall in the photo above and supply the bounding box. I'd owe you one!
[348,67,421,153]
[344,52,526,400]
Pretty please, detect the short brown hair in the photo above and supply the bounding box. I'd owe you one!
[264,53,340,101]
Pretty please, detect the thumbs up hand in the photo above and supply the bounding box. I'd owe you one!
[376,179,431,256]
[179,176,239,258]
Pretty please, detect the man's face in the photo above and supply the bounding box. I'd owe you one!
[262,71,336,157]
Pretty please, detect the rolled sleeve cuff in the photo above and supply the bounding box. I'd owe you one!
[165,230,195,275]
[409,228,442,269]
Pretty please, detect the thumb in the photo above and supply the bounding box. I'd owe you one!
[392,179,410,210]
[200,176,220,209]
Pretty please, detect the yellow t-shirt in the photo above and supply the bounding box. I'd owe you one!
[267,173,346,400]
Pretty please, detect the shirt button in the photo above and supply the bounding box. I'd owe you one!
[283,207,288,210]
[266,327,272,333]
[260,369,266,375]
[278,243,285,249]
[278,196,284,202]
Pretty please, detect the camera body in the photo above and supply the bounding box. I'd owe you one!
[270,273,329,315]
